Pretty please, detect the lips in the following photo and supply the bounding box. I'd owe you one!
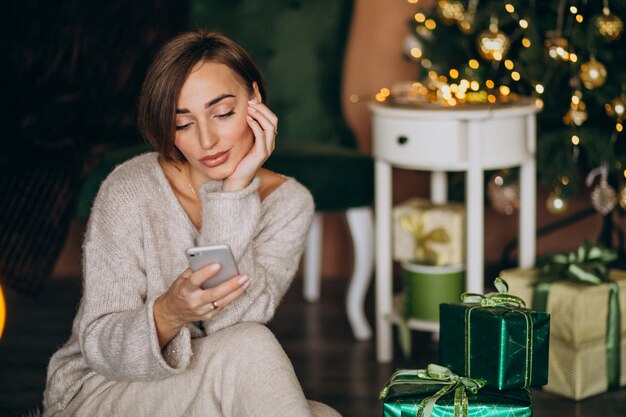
[199,150,230,167]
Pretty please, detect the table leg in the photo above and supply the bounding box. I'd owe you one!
[431,171,448,204]
[519,115,537,268]
[375,160,393,362]
[466,121,484,294]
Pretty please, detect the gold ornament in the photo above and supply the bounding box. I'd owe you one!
[545,37,570,61]
[596,7,624,41]
[591,180,617,215]
[619,184,626,210]
[546,189,569,215]
[487,171,520,215]
[605,95,626,120]
[477,17,510,61]
[437,0,465,25]
[580,58,607,90]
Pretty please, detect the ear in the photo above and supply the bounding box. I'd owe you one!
[251,82,262,103]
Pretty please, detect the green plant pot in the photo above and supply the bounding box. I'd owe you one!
[402,262,465,321]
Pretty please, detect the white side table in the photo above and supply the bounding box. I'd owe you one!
[370,100,539,363]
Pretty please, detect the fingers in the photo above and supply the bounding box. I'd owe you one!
[199,274,251,319]
[187,263,221,289]
[247,100,277,154]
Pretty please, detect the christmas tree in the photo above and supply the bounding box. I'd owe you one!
[394,0,625,218]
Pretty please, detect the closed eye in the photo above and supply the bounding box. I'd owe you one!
[216,110,235,120]
[176,123,193,132]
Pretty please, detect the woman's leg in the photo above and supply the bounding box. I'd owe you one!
[59,322,339,417]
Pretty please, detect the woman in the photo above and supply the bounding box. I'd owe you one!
[42,30,340,417]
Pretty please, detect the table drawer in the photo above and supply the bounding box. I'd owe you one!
[372,116,465,167]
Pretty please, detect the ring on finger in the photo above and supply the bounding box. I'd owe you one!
[209,301,218,311]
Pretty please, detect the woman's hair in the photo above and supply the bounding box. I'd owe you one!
[138,30,267,161]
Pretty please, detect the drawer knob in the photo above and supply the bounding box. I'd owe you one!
[397,136,409,145]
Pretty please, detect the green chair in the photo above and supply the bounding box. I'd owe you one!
[77,0,375,340]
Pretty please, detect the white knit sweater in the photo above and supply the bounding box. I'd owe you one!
[43,152,314,415]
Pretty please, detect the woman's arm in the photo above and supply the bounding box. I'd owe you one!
[197,178,314,334]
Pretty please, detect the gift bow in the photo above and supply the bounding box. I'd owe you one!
[461,277,526,308]
[536,240,617,285]
[400,212,450,265]
[379,364,485,417]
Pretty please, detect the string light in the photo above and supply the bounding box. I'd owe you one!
[570,6,578,14]
[468,59,480,69]
[618,123,624,132]
[449,69,459,79]
[415,13,426,23]
[486,80,495,89]
[511,71,521,81]
[504,60,514,70]
[519,19,529,29]
[425,19,437,30]
[411,48,423,58]
[576,14,584,23]
[505,4,515,13]
[561,176,570,185]
[571,135,580,145]
[522,38,532,47]
[535,84,545,94]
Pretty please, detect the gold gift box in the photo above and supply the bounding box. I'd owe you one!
[392,198,465,266]
[500,268,626,400]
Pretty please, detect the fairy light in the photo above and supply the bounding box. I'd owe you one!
[425,19,437,30]
[522,38,532,48]
[449,69,459,79]
[493,51,503,61]
[618,123,624,132]
[422,59,432,68]
[468,59,480,69]
[411,48,423,58]
[375,93,386,102]
[438,75,448,83]
[486,80,495,89]
[571,135,580,145]
[487,94,497,103]
[572,95,580,105]
[380,88,391,97]
[570,53,578,62]
[535,98,544,109]
[504,60,514,70]
[500,85,511,96]
[511,71,521,81]
[505,4,515,13]
[576,14,584,23]
[408,0,419,4]
[570,6,578,14]
[470,81,480,91]
[519,19,529,29]
[561,176,570,185]
[349,94,359,103]
[415,13,426,23]
[535,84,545,94]
[428,70,438,79]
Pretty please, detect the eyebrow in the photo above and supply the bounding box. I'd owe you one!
[176,93,236,114]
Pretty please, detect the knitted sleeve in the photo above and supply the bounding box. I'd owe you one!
[197,177,314,334]
[78,172,192,381]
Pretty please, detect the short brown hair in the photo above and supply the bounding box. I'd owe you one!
[138,30,267,161]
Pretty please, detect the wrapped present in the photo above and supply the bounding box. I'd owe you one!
[500,242,625,400]
[439,278,550,390]
[393,198,465,265]
[380,364,532,417]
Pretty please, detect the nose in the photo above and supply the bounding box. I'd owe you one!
[198,122,219,150]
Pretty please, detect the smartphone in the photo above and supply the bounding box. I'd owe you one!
[185,244,239,289]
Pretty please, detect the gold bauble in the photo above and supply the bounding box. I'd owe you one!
[544,37,570,61]
[580,58,607,90]
[605,95,626,119]
[596,11,624,41]
[546,190,569,215]
[437,0,465,25]
[591,180,617,215]
[477,29,510,61]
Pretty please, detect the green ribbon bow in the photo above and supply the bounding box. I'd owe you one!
[461,277,526,308]
[401,212,451,266]
[533,240,621,391]
[379,364,485,417]
[536,240,617,285]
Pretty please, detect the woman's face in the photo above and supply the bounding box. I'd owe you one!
[174,60,259,180]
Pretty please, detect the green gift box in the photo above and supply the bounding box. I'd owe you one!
[403,263,465,321]
[380,365,532,417]
[439,280,550,390]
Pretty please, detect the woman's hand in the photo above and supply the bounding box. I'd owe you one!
[153,263,251,347]
[222,99,278,192]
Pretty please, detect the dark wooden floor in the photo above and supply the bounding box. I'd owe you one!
[1,274,626,417]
